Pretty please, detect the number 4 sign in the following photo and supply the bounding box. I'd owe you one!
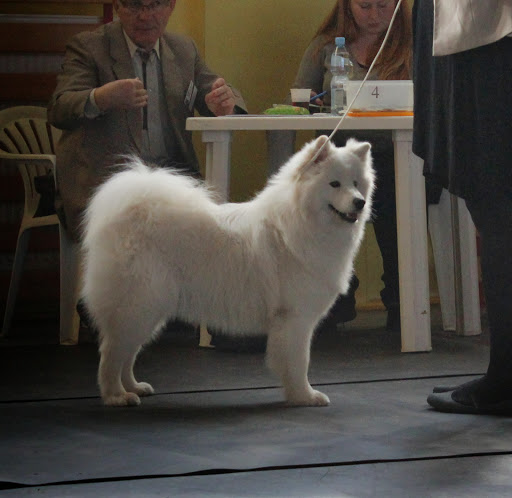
[347,80,413,111]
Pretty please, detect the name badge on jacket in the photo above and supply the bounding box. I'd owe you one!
[184,81,197,112]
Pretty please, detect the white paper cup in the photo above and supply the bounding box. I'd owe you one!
[290,88,311,110]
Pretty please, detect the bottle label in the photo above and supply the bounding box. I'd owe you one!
[331,55,343,67]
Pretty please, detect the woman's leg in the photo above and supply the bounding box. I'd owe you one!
[428,190,512,413]
[371,145,400,330]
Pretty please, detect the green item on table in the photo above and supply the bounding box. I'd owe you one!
[263,105,310,115]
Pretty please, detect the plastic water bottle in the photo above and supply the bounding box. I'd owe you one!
[330,37,352,115]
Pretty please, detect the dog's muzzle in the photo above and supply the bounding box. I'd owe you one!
[328,198,365,223]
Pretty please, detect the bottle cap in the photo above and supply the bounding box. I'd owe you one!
[335,37,346,47]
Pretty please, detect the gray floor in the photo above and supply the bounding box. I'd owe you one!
[1,307,511,497]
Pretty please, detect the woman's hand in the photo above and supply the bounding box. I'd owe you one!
[310,90,324,106]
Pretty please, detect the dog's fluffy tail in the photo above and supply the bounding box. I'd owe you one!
[82,156,213,247]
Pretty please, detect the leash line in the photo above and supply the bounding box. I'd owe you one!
[311,0,405,163]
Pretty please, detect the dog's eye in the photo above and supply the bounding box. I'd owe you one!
[353,181,358,187]
[329,181,341,188]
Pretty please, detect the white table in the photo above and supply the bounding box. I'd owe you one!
[187,115,431,352]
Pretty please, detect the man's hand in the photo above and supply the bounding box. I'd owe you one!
[205,78,236,116]
[94,79,148,111]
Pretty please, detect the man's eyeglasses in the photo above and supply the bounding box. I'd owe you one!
[120,1,170,14]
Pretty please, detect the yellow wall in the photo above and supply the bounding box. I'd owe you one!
[168,0,205,55]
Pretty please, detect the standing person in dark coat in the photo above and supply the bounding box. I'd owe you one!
[413,0,512,415]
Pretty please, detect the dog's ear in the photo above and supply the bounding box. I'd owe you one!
[296,136,331,180]
[346,139,372,161]
[312,135,331,164]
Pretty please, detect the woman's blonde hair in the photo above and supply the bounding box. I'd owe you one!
[314,0,412,80]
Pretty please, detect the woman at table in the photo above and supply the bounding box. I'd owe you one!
[291,0,413,332]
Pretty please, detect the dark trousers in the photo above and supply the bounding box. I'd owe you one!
[465,191,512,382]
[371,145,400,310]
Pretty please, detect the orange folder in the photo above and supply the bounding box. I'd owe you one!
[347,111,414,117]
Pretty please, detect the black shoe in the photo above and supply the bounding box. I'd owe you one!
[427,391,512,415]
[428,376,512,415]
[328,275,359,324]
[432,385,458,393]
[210,332,267,353]
[76,299,99,340]
[316,297,356,334]
[336,297,357,323]
[432,378,481,393]
[76,299,94,329]
[385,306,400,332]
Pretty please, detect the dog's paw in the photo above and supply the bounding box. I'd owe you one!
[103,392,141,407]
[287,389,330,407]
[131,382,154,397]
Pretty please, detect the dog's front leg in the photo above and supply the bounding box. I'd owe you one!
[266,313,330,407]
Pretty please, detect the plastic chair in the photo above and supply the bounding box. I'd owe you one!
[0,106,81,345]
[428,189,481,335]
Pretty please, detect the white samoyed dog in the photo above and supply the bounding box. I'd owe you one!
[82,136,375,407]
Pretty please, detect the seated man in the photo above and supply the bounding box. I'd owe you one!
[48,0,247,243]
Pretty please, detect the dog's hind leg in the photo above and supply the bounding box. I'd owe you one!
[121,345,154,398]
[98,329,151,407]
[267,313,330,407]
[98,343,140,406]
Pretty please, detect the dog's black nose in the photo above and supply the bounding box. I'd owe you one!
[353,198,366,211]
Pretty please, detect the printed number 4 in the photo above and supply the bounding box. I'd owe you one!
[372,86,380,98]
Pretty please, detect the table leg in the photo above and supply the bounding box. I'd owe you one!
[428,191,482,335]
[456,198,481,336]
[199,130,233,348]
[203,130,233,201]
[393,130,432,352]
[266,130,296,176]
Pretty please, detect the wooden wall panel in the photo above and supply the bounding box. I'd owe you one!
[0,2,112,317]
[0,22,103,53]
[0,73,58,102]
